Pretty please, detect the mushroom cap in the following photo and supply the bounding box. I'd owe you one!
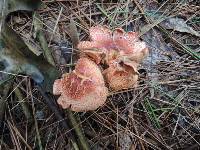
[53,57,108,112]
[77,26,149,64]
[73,57,104,85]
[57,86,107,112]
[77,26,114,64]
[53,79,63,95]
[104,60,139,91]
[112,28,149,63]
[80,49,104,64]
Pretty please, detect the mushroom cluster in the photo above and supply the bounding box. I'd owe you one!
[78,26,148,91]
[53,26,148,112]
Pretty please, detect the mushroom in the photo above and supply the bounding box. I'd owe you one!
[78,26,148,91]
[53,58,108,112]
[77,26,148,65]
[77,26,113,64]
[104,59,139,91]
[112,28,149,63]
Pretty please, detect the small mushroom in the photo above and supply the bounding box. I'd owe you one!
[104,59,139,91]
[113,28,149,63]
[53,58,108,112]
[77,26,113,64]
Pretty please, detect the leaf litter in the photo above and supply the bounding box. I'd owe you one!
[0,0,200,150]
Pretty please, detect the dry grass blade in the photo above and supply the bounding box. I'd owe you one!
[172,113,180,136]
[48,7,63,46]
[7,120,32,150]
[14,87,32,120]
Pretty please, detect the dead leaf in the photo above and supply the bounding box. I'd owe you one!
[141,29,178,96]
[0,0,41,15]
[142,29,176,67]
[0,25,59,91]
[0,0,41,32]
[22,34,42,56]
[0,0,58,91]
[160,17,200,37]
[0,0,59,92]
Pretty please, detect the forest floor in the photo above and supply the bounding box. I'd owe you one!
[0,0,200,149]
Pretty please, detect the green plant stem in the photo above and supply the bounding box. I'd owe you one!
[37,85,79,150]
[31,97,43,150]
[14,87,43,150]
[0,83,11,121]
[66,110,90,150]
[33,13,56,66]
[14,87,32,120]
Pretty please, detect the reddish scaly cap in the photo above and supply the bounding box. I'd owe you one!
[77,26,149,64]
[104,60,139,91]
[53,58,108,112]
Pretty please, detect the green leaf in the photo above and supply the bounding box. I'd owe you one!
[33,13,56,66]
[144,98,161,129]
